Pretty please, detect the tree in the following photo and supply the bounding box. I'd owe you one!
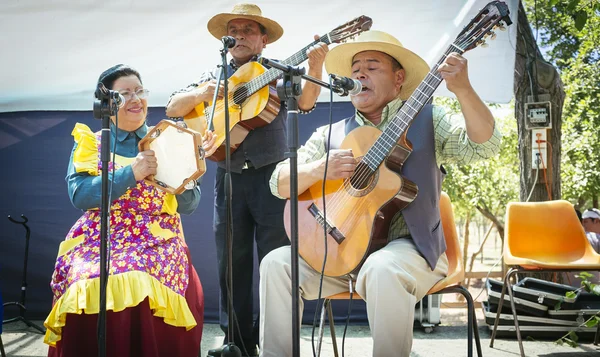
[525,0,600,207]
[515,1,565,202]
[439,98,519,239]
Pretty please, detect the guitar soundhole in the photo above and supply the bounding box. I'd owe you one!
[347,162,377,196]
[233,87,248,105]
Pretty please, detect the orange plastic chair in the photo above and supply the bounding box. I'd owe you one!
[316,192,482,357]
[489,200,600,357]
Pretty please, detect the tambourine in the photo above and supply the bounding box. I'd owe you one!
[138,119,206,195]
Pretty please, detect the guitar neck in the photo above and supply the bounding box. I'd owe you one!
[361,44,465,171]
[244,34,334,96]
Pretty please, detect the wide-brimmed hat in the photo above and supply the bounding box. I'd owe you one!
[325,30,430,100]
[207,3,283,44]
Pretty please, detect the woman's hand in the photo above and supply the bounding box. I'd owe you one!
[131,150,157,181]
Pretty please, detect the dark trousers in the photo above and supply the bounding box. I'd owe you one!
[213,163,289,355]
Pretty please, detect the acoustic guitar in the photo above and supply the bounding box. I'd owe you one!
[284,1,512,277]
[183,15,373,162]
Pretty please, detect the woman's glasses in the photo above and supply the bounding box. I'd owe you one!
[118,88,149,101]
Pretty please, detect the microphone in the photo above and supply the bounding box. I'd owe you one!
[331,74,362,96]
[113,92,125,108]
[221,36,236,49]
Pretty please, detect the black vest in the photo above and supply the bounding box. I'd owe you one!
[326,104,446,270]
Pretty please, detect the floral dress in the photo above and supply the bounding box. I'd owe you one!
[44,123,203,356]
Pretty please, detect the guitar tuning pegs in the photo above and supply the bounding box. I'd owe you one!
[477,40,488,48]
[489,31,497,40]
[496,22,507,31]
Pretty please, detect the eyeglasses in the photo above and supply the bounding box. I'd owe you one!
[118,88,149,101]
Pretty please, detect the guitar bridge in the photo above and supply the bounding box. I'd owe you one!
[308,203,345,244]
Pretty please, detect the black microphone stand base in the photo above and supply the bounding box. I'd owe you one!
[2,314,46,335]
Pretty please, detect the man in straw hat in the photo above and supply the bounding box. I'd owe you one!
[259,30,502,356]
[167,3,328,356]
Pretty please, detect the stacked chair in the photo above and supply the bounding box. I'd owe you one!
[488,200,600,357]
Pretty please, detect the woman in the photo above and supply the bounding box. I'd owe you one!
[44,64,215,357]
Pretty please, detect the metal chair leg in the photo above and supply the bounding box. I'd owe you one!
[489,268,512,347]
[327,301,339,357]
[489,268,525,357]
[505,270,525,357]
[594,316,599,346]
[0,334,6,357]
[316,299,328,357]
[471,302,483,357]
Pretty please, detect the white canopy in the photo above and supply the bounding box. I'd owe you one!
[0,0,518,113]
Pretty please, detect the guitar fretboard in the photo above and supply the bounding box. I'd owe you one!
[360,44,466,172]
[242,34,333,96]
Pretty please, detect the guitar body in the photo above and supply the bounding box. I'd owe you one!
[284,126,418,277]
[183,62,281,162]
[282,2,512,277]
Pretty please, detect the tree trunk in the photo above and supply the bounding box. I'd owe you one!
[476,205,504,240]
[463,211,471,274]
[515,2,565,202]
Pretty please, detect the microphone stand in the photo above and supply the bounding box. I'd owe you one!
[260,58,350,97]
[92,86,120,357]
[276,64,305,357]
[261,57,355,357]
[98,110,110,357]
[207,42,241,357]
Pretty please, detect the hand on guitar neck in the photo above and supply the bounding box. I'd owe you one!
[166,80,224,119]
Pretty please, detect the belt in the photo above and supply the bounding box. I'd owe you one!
[242,160,254,170]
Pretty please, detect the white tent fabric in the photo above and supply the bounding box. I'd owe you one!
[0,0,518,113]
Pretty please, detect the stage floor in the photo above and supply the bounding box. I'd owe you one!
[2,309,599,356]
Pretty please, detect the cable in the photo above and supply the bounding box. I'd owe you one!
[310,76,335,357]
[441,253,504,308]
[535,134,552,200]
[526,164,539,203]
[341,280,354,357]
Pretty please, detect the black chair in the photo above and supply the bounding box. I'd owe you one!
[2,215,45,334]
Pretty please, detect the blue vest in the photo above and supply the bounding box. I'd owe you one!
[327,104,446,270]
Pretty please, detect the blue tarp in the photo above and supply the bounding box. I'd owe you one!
[0,102,368,325]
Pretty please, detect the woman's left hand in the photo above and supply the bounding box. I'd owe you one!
[202,130,218,157]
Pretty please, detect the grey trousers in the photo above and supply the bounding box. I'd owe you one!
[259,238,449,357]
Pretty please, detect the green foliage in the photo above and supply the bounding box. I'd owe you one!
[524,0,600,204]
[555,271,600,347]
[435,97,519,220]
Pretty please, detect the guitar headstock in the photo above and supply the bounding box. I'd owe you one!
[328,15,373,44]
[454,1,512,53]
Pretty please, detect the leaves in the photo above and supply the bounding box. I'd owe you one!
[576,272,594,279]
[574,11,588,31]
[584,316,599,328]
[566,291,578,299]
[522,0,600,204]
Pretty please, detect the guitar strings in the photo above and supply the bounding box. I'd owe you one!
[202,36,333,117]
[300,16,501,266]
[200,31,364,123]
[321,49,454,219]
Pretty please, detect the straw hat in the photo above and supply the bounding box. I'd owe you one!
[207,3,284,44]
[324,31,430,100]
